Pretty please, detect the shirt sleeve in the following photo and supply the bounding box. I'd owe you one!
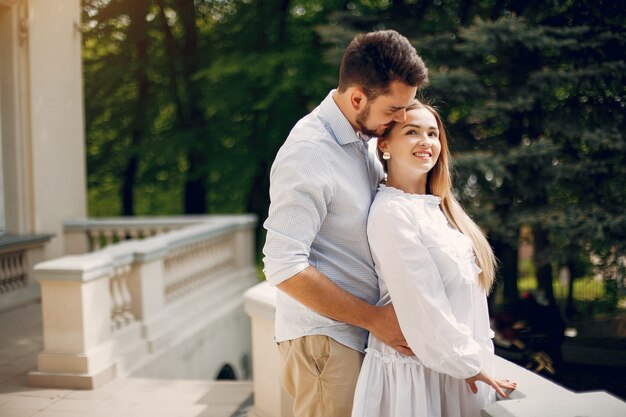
[367,199,482,379]
[262,141,334,286]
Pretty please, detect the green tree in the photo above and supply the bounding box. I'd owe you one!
[83,0,157,216]
[83,0,625,309]
[321,1,626,307]
[436,12,626,305]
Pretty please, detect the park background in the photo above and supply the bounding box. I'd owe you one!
[81,0,625,398]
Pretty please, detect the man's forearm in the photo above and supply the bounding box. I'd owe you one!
[276,265,377,331]
[276,265,413,355]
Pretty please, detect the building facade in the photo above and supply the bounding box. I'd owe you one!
[0,0,87,310]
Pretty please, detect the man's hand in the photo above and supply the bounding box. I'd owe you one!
[368,304,413,356]
[277,267,413,355]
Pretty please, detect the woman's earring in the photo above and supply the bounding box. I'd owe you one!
[382,151,391,160]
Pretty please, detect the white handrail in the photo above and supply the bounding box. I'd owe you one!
[244,282,626,417]
[29,215,258,389]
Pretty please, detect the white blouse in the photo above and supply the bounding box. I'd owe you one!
[352,185,496,417]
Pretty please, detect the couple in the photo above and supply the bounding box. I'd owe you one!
[262,30,516,417]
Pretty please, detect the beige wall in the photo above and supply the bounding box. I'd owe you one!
[0,1,31,235]
[0,0,87,258]
[29,0,87,258]
[0,79,5,234]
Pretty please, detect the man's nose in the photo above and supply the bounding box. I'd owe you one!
[392,108,407,123]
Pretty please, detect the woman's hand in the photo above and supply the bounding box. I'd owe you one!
[466,370,517,398]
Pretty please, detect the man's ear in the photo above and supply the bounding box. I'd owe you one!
[349,87,367,111]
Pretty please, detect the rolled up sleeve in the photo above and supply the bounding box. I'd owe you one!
[262,142,334,286]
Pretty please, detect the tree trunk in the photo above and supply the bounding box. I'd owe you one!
[156,0,186,124]
[175,0,208,214]
[533,225,555,302]
[565,262,576,319]
[492,237,519,309]
[184,151,207,214]
[122,155,138,216]
[121,0,151,215]
[245,0,290,249]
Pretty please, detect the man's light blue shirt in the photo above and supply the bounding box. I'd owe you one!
[262,90,384,353]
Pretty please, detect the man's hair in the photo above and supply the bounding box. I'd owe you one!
[337,30,428,99]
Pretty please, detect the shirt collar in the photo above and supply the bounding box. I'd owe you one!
[318,90,368,146]
[356,131,374,143]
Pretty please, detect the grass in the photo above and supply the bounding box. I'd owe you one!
[517,275,606,301]
[504,259,625,319]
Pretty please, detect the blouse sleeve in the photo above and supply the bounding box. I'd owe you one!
[367,198,482,379]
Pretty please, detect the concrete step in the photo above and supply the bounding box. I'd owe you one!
[0,301,253,417]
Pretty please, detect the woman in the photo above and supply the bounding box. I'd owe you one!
[351,100,516,417]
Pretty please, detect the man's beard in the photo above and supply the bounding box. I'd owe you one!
[355,103,380,138]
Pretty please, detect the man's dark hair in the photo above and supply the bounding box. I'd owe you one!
[337,30,428,99]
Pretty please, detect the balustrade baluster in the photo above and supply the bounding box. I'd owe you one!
[6,254,15,282]
[103,230,114,247]
[88,230,101,251]
[110,273,125,330]
[0,256,6,281]
[119,265,135,324]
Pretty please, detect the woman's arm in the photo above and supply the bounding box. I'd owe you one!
[368,199,482,379]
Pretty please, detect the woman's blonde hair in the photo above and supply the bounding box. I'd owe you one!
[378,100,497,292]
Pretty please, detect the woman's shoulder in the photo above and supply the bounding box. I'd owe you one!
[371,185,440,213]
[370,186,409,217]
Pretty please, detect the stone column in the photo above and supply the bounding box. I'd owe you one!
[63,229,90,254]
[234,223,255,270]
[244,281,294,417]
[131,239,168,349]
[28,253,117,389]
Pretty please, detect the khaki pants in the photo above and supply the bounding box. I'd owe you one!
[277,335,364,417]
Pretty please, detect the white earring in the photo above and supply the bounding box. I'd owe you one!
[382,152,391,160]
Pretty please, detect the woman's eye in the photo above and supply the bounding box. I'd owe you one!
[406,129,417,135]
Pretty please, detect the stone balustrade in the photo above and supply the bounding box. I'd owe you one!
[63,216,213,253]
[0,248,27,292]
[28,215,258,390]
[244,281,626,417]
[0,234,51,311]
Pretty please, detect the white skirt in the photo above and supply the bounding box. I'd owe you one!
[351,336,495,417]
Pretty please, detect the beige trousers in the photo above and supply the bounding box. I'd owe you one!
[277,335,364,417]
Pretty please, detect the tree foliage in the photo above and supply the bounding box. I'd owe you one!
[83,0,626,306]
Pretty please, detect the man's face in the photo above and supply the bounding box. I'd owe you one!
[356,81,417,137]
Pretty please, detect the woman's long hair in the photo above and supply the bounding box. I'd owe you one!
[378,100,497,292]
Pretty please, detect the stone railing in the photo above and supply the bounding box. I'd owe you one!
[63,216,211,253]
[244,282,626,417]
[0,234,51,311]
[0,247,27,292]
[29,215,258,389]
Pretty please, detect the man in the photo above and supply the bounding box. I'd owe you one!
[263,30,429,417]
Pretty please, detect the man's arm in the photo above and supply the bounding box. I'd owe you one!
[277,265,413,355]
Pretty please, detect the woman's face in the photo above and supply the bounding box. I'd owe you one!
[379,107,442,181]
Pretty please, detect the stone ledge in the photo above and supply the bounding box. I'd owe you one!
[27,363,116,390]
[0,233,52,251]
[34,253,114,282]
[483,390,626,417]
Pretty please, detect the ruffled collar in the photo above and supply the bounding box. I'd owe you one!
[378,184,441,206]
